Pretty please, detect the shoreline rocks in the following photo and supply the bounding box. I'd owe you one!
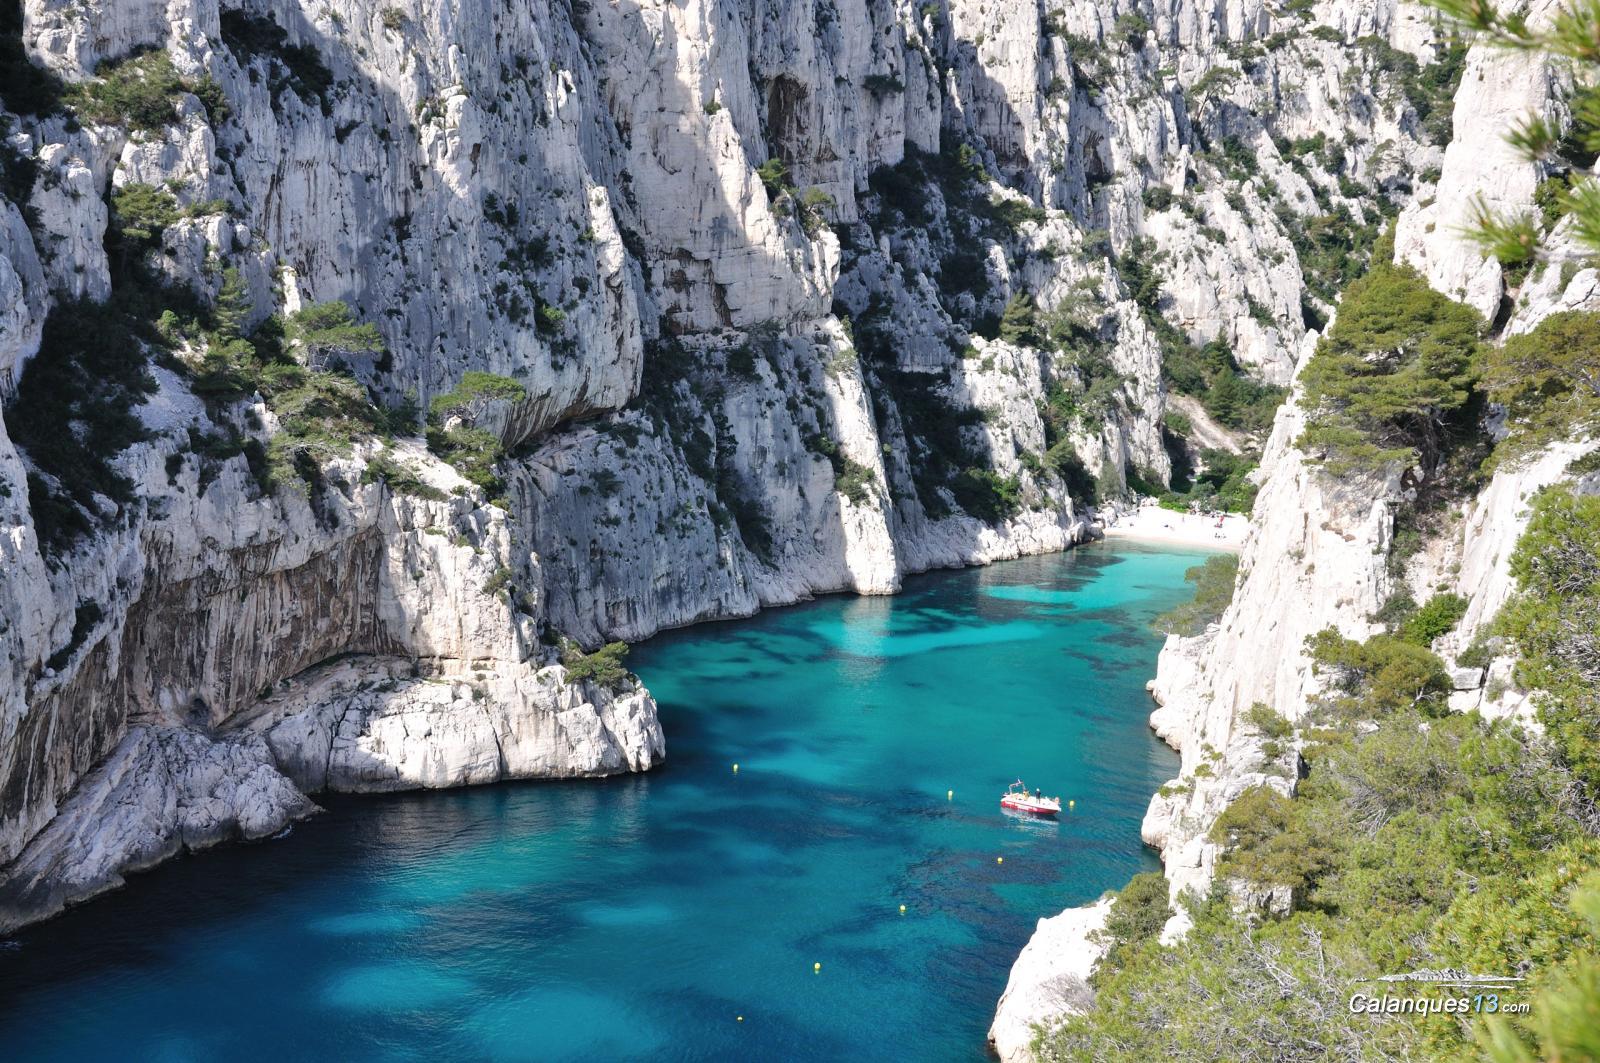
[988,898,1112,1063]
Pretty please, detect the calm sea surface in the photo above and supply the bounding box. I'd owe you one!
[0,542,1212,1061]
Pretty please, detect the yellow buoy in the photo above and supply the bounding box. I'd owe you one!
[947,789,953,800]
[1068,799,1075,809]
[733,763,740,773]
[899,904,906,914]
[813,962,822,974]
[737,1016,744,1022]
[996,856,1004,864]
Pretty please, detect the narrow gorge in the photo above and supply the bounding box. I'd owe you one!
[2,0,1596,1058]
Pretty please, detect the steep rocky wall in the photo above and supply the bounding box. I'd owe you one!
[1142,0,1589,924]
[991,10,1599,1054]
[1141,378,1399,912]
[2,0,1463,936]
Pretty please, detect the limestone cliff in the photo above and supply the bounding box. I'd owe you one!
[990,4,1600,1055]
[1,0,1455,934]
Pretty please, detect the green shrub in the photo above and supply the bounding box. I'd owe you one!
[1210,784,1331,891]
[199,301,394,491]
[1400,591,1468,645]
[1497,486,1600,791]
[1481,310,1600,458]
[1456,634,1494,670]
[997,292,1039,345]
[426,425,503,494]
[428,371,527,422]
[1098,872,1171,971]
[863,73,904,96]
[286,301,385,360]
[1243,702,1293,740]
[189,75,231,124]
[1152,553,1239,636]
[834,456,878,506]
[949,468,1021,523]
[1371,587,1418,630]
[798,187,835,236]
[536,302,567,334]
[110,182,180,246]
[756,157,789,199]
[1141,185,1174,211]
[263,369,386,483]
[1192,448,1258,512]
[1475,873,1600,1063]
[988,195,1047,233]
[1306,628,1453,716]
[563,641,632,688]
[361,452,447,501]
[482,565,512,597]
[67,50,186,130]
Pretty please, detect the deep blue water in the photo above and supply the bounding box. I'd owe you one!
[0,543,1211,1061]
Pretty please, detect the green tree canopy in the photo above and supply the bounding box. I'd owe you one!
[998,292,1040,346]
[1297,263,1481,477]
[1497,485,1600,791]
[1483,310,1600,454]
[1305,627,1453,716]
[286,301,385,359]
[428,370,528,423]
[1152,553,1240,636]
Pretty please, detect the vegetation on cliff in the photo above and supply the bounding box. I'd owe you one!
[1151,554,1240,636]
[1050,228,1600,1058]
[1297,262,1482,479]
[1042,652,1600,1061]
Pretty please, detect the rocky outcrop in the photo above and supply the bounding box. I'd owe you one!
[988,897,1111,1063]
[249,654,662,794]
[1141,376,1396,913]
[0,420,665,930]
[0,726,312,930]
[1392,1,1556,319]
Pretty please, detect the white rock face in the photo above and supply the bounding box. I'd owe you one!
[1394,7,1555,317]
[989,12,1593,1050]
[1141,385,1397,905]
[0,410,664,929]
[988,897,1111,1063]
[0,201,47,396]
[0,0,1473,958]
[0,725,315,930]
[248,655,663,794]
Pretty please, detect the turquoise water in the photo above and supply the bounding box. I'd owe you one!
[0,543,1211,1061]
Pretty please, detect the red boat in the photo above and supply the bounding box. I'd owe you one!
[1000,780,1061,817]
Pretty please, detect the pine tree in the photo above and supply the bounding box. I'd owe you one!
[998,292,1040,345]
[1297,263,1481,476]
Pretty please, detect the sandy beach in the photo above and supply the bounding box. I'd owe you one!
[1096,502,1249,551]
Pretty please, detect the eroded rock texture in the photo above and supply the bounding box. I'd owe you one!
[1,0,1464,936]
